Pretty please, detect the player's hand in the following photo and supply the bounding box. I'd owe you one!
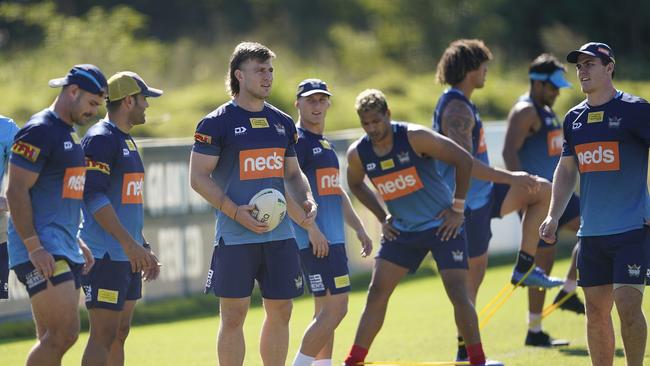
[435,207,464,241]
[356,228,373,257]
[124,241,155,273]
[28,246,56,278]
[308,225,329,258]
[509,171,541,194]
[78,239,95,275]
[235,204,269,234]
[381,215,400,242]
[539,216,559,244]
[301,199,317,227]
[142,246,161,282]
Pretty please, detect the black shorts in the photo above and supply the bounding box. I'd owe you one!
[13,255,83,298]
[82,253,142,311]
[0,243,8,299]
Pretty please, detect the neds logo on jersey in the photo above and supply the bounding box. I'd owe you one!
[239,148,286,180]
[122,173,144,204]
[12,141,41,163]
[62,167,85,199]
[371,166,423,201]
[546,130,563,156]
[575,141,619,173]
[316,168,342,196]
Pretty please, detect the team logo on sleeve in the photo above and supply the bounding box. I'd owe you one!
[85,158,111,175]
[194,133,212,144]
[250,118,269,128]
[239,148,285,180]
[12,141,41,163]
[316,167,342,196]
[371,166,424,201]
[62,167,86,199]
[587,111,604,123]
[122,173,144,204]
[575,141,619,173]
[125,140,137,151]
[546,130,563,156]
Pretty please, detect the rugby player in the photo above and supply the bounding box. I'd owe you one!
[189,42,317,366]
[0,114,19,301]
[6,64,105,366]
[79,71,162,366]
[540,42,649,366]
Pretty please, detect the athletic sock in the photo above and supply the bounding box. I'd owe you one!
[466,343,486,365]
[313,359,332,366]
[528,312,542,333]
[457,336,467,359]
[562,279,577,293]
[344,345,368,366]
[292,352,314,366]
[515,251,535,273]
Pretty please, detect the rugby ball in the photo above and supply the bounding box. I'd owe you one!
[248,188,287,231]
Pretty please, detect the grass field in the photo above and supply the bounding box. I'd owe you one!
[1,257,648,365]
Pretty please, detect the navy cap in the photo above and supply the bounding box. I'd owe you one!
[49,64,108,95]
[529,68,571,89]
[566,42,615,64]
[296,79,332,98]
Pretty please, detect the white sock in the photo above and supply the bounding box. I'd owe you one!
[528,312,542,333]
[292,352,315,366]
[313,359,332,366]
[563,279,577,293]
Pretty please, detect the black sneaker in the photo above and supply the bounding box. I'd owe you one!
[553,289,585,314]
[455,345,468,362]
[525,330,570,347]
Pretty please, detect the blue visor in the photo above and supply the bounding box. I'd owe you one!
[529,69,571,89]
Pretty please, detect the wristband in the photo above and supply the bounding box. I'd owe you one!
[28,246,45,256]
[452,198,466,213]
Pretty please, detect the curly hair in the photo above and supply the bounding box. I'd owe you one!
[436,39,492,85]
[354,89,388,115]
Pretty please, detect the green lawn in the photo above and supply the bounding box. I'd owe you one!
[1,257,648,365]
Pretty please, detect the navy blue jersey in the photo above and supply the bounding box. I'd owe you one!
[0,116,19,182]
[562,91,650,236]
[8,109,86,267]
[291,127,345,250]
[192,101,298,245]
[78,120,145,261]
[356,122,453,232]
[516,94,564,181]
[433,88,492,209]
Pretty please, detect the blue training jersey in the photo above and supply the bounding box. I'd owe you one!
[356,122,453,232]
[192,101,298,245]
[291,126,345,250]
[0,115,19,183]
[8,109,86,267]
[562,91,650,236]
[433,88,493,209]
[517,94,564,181]
[78,120,145,261]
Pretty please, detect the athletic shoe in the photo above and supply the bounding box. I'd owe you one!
[477,360,505,366]
[525,330,570,347]
[511,266,564,288]
[456,347,468,362]
[553,289,585,314]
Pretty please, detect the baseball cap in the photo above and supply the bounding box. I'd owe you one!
[296,78,332,98]
[106,71,163,102]
[566,42,615,64]
[49,64,108,95]
[529,68,571,89]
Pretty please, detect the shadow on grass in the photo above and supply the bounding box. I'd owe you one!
[558,347,625,358]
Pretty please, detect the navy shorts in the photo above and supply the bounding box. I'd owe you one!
[13,255,83,298]
[81,254,142,311]
[204,238,303,299]
[300,244,350,296]
[463,184,507,258]
[378,226,468,273]
[1,243,8,299]
[577,227,648,287]
[537,193,581,248]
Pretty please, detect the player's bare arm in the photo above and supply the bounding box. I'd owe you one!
[346,143,398,240]
[503,103,539,172]
[441,98,475,153]
[6,163,55,277]
[341,189,372,257]
[284,156,317,227]
[408,127,471,240]
[539,156,579,243]
[189,150,267,233]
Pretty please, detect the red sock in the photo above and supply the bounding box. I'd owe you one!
[466,343,486,365]
[344,345,368,366]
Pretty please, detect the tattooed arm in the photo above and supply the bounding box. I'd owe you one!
[440,99,474,154]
